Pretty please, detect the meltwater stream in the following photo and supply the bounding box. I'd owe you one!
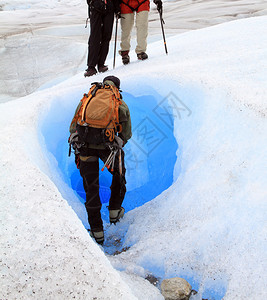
[41,88,178,225]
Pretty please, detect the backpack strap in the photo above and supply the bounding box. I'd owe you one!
[102,84,122,141]
[106,84,122,129]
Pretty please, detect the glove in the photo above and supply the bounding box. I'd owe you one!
[68,132,81,156]
[68,132,79,144]
[115,12,121,19]
[154,0,162,10]
[114,135,124,148]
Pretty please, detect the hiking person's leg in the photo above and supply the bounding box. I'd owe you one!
[100,149,126,223]
[98,11,114,70]
[136,10,149,59]
[79,154,103,231]
[119,12,134,64]
[86,11,102,75]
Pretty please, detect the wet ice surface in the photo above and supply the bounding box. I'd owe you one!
[0,0,266,101]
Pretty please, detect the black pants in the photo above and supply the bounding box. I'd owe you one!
[87,10,114,68]
[79,148,126,231]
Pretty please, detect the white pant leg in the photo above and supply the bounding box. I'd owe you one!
[120,13,135,52]
[135,10,149,54]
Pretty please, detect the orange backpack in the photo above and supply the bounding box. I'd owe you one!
[69,82,122,144]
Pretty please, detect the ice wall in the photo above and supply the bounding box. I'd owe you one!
[40,87,178,225]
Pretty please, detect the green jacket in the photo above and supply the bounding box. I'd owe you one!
[118,98,132,144]
[69,81,132,149]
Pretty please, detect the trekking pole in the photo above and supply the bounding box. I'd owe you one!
[113,14,119,69]
[85,5,90,28]
[158,7,168,54]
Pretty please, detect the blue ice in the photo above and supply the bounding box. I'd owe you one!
[40,88,178,223]
[40,87,227,299]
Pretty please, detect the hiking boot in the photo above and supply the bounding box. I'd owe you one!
[98,65,108,73]
[84,67,97,77]
[109,207,125,224]
[120,51,130,65]
[137,52,148,60]
[89,229,104,245]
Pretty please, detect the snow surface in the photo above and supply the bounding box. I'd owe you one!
[0,0,266,101]
[1,1,267,299]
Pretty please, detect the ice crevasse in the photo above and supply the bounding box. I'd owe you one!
[41,83,179,226]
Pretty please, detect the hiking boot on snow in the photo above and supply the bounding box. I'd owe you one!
[89,229,104,245]
[120,51,130,65]
[84,67,97,77]
[109,207,125,224]
[137,52,148,60]
[98,65,108,73]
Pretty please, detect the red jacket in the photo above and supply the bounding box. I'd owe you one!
[120,0,150,14]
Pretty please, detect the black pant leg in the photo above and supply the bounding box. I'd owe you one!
[98,12,114,67]
[87,11,102,68]
[99,149,126,210]
[79,158,103,230]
